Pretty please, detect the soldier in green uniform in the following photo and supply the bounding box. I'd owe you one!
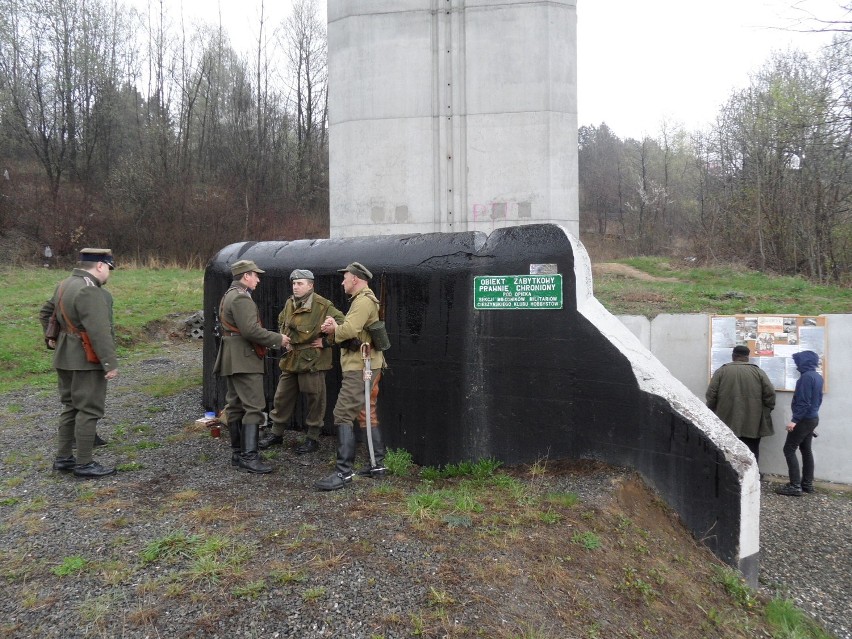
[213,260,287,474]
[315,262,387,491]
[39,248,119,479]
[259,269,346,454]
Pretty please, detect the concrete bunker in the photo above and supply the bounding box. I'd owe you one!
[203,223,760,583]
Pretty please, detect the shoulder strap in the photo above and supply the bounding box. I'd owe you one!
[57,281,79,336]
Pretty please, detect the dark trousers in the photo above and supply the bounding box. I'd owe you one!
[783,417,818,486]
[739,436,761,464]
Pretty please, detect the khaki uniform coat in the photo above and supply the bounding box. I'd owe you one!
[214,282,283,376]
[39,268,118,372]
[278,293,345,373]
[706,361,776,438]
[334,287,385,372]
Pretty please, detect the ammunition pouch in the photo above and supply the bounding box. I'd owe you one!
[366,321,391,351]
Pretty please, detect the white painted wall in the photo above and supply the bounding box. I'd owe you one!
[327,0,579,238]
[619,313,852,485]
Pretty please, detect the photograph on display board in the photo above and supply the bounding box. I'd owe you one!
[709,314,827,392]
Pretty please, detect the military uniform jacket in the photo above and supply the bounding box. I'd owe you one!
[214,281,283,376]
[706,361,776,438]
[39,268,118,372]
[278,293,345,374]
[335,287,385,372]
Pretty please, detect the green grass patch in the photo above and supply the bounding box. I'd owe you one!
[53,555,88,576]
[594,257,852,317]
[384,448,413,476]
[140,372,202,398]
[712,565,757,609]
[765,598,833,639]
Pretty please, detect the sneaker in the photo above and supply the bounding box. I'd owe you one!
[774,483,803,497]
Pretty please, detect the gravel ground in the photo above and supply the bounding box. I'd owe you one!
[760,477,852,639]
[0,339,849,638]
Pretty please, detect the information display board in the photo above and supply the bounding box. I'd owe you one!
[474,274,563,310]
[709,315,828,392]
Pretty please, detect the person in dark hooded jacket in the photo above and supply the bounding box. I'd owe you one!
[776,350,823,496]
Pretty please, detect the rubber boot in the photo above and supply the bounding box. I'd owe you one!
[229,421,242,467]
[238,424,272,474]
[357,427,387,477]
[314,424,356,490]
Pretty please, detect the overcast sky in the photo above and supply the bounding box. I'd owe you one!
[577,0,848,139]
[141,0,848,140]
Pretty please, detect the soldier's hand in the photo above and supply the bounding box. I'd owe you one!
[310,337,324,348]
[281,334,291,349]
[105,369,119,380]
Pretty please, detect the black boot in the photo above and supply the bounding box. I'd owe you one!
[238,424,272,474]
[295,437,319,454]
[801,482,815,494]
[52,455,76,472]
[258,433,284,449]
[315,424,355,490]
[73,461,116,479]
[357,427,387,477]
[229,422,242,467]
[775,482,803,497]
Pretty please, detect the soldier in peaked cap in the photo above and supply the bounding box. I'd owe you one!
[259,269,345,454]
[39,248,119,479]
[213,259,287,474]
[315,262,387,491]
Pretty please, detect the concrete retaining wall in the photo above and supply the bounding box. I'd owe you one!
[618,314,852,485]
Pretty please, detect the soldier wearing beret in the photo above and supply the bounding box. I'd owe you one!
[259,269,345,454]
[315,262,387,491]
[39,248,119,478]
[214,260,287,473]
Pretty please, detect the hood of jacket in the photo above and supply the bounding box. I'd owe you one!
[792,350,819,373]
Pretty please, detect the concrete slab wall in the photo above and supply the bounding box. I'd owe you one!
[618,314,852,485]
[327,0,579,238]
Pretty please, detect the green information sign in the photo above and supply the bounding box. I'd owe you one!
[474,274,563,310]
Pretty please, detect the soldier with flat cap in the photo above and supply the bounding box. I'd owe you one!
[214,260,287,473]
[259,269,345,454]
[39,248,119,478]
[315,262,387,490]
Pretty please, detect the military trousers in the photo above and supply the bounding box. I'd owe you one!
[57,368,107,464]
[269,370,327,436]
[333,370,380,428]
[224,373,266,425]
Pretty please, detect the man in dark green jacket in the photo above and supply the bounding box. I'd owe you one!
[706,345,776,464]
[214,260,287,473]
[260,269,345,454]
[39,248,119,479]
